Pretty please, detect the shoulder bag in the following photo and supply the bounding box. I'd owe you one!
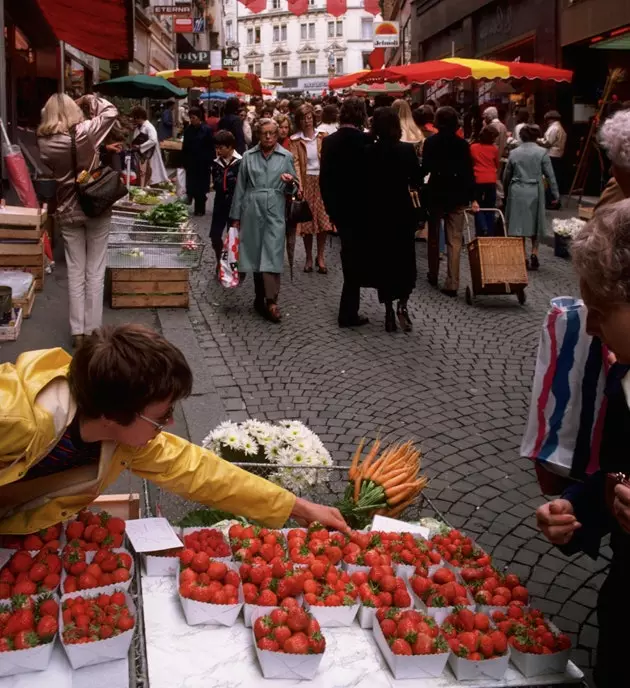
[286,179,312,225]
[70,127,127,218]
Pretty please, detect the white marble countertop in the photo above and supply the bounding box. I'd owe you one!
[142,576,586,688]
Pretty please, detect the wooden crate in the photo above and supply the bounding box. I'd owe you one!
[110,268,189,308]
[92,493,141,520]
[468,237,528,293]
[0,242,44,291]
[0,307,22,341]
[0,206,47,241]
[12,281,35,318]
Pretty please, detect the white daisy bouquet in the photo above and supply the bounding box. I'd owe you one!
[552,217,586,238]
[202,419,332,493]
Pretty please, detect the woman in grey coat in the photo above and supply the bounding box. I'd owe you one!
[504,124,559,270]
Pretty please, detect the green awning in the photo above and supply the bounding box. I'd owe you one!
[94,75,187,100]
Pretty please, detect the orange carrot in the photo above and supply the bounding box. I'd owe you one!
[348,438,365,481]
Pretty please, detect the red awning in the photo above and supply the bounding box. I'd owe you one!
[36,0,134,61]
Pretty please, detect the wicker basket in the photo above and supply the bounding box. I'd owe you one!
[468,237,528,288]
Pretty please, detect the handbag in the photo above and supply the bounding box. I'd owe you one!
[70,128,127,218]
[288,194,313,225]
[409,185,427,224]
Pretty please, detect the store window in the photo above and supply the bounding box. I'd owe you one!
[361,18,373,40]
[309,59,316,75]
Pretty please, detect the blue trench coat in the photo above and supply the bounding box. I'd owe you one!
[229,144,296,274]
[503,142,559,238]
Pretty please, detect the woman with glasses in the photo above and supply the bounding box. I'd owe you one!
[0,324,348,535]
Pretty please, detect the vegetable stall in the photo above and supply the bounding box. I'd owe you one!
[0,426,588,687]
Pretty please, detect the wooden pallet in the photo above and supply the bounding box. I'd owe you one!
[0,307,22,341]
[0,243,44,291]
[12,281,35,318]
[110,268,189,308]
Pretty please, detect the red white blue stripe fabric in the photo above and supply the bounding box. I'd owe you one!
[521,297,608,479]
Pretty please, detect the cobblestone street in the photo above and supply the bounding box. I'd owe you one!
[0,211,604,683]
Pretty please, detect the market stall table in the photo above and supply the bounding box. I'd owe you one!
[141,575,586,688]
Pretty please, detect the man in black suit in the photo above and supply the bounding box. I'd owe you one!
[320,98,370,328]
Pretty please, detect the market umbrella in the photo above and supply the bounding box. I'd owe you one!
[349,82,410,96]
[199,91,234,101]
[156,69,263,96]
[94,75,187,99]
[329,70,370,90]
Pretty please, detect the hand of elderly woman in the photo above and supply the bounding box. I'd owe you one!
[280,173,294,183]
[613,483,630,533]
[536,499,581,545]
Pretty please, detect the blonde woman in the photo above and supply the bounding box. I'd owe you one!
[392,99,424,153]
[38,93,118,349]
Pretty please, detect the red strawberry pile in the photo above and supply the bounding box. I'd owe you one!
[179,557,241,605]
[62,545,132,593]
[0,550,62,598]
[0,595,59,652]
[342,531,392,568]
[302,561,359,607]
[240,560,304,607]
[183,528,230,558]
[287,524,346,567]
[254,607,325,654]
[386,532,441,570]
[409,567,471,608]
[62,591,135,644]
[353,566,411,608]
[378,608,449,656]
[491,606,571,655]
[461,567,530,607]
[65,509,126,551]
[430,530,491,569]
[0,524,62,552]
[441,608,507,660]
[229,524,286,565]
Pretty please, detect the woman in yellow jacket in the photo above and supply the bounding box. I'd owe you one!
[0,324,347,535]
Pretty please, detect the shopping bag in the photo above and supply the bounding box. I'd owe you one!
[218,225,240,289]
[520,297,609,486]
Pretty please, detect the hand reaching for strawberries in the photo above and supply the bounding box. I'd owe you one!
[290,497,349,534]
[536,499,581,545]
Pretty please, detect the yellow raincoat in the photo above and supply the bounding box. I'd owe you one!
[0,348,296,534]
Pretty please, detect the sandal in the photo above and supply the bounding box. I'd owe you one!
[266,303,282,323]
[316,260,328,274]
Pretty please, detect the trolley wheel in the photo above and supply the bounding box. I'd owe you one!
[465,286,474,305]
[517,289,526,305]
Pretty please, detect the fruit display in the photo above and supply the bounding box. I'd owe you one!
[342,530,392,569]
[240,560,304,607]
[62,547,133,594]
[461,567,530,608]
[64,509,126,551]
[491,606,571,655]
[0,594,58,651]
[409,567,473,618]
[0,550,62,598]
[355,566,411,609]
[61,591,135,644]
[302,561,359,608]
[287,524,346,566]
[182,528,230,559]
[430,529,490,568]
[337,439,427,528]
[228,524,287,565]
[0,524,62,552]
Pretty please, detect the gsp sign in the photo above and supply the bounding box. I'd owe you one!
[178,51,210,68]
[373,21,400,48]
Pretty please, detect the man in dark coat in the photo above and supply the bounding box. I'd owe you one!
[320,97,371,328]
[183,106,215,216]
[218,97,246,154]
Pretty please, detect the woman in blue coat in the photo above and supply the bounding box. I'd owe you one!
[504,124,559,270]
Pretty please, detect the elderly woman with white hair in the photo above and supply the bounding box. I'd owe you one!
[596,107,630,210]
[536,198,630,688]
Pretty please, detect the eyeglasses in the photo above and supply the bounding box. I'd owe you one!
[138,406,174,433]
[261,131,277,138]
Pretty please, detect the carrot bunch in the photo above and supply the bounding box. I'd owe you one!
[336,439,427,528]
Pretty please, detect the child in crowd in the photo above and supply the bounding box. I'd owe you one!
[210,130,242,270]
[470,125,500,236]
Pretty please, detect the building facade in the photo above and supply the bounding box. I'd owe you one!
[223,0,381,93]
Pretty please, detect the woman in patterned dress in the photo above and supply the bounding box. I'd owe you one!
[289,104,333,274]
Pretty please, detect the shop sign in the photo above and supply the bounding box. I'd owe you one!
[297,77,329,90]
[155,4,192,15]
[222,47,240,69]
[174,17,194,33]
[373,21,400,48]
[178,50,210,67]
[193,17,206,33]
[475,0,541,55]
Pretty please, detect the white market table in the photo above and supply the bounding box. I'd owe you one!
[142,575,586,688]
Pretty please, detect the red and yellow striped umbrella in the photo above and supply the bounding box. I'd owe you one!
[156,69,262,96]
[331,59,572,90]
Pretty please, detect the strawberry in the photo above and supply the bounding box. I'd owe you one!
[257,636,280,651]
[391,638,413,655]
[36,615,58,642]
[13,630,39,650]
[283,632,309,654]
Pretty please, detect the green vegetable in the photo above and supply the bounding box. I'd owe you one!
[335,480,388,529]
[178,508,250,528]
[140,201,190,228]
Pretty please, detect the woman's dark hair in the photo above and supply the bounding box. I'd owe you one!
[413,104,434,128]
[516,107,530,124]
[374,94,394,109]
[479,125,499,145]
[215,129,236,147]
[295,104,314,132]
[262,105,275,118]
[131,105,147,120]
[339,97,366,128]
[435,106,460,133]
[520,124,541,143]
[371,107,401,144]
[224,97,241,116]
[188,106,203,120]
[322,104,338,124]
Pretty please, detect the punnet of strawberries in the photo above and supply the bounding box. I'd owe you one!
[182,528,230,558]
[409,567,471,608]
[0,549,62,598]
[430,529,491,569]
[441,608,508,660]
[240,560,304,606]
[287,524,346,566]
[0,594,59,652]
[354,566,411,608]
[378,608,449,656]
[62,545,133,593]
[460,567,530,607]
[179,556,241,605]
[254,606,325,654]
[61,591,134,644]
[65,509,126,551]
[229,524,287,565]
[491,604,572,655]
[342,531,393,568]
[0,524,62,552]
[303,561,359,607]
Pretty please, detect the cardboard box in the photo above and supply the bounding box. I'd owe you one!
[60,591,135,670]
[372,615,449,679]
[244,603,281,628]
[178,561,243,626]
[510,646,571,678]
[395,562,441,581]
[61,548,134,598]
[304,600,360,627]
[409,587,475,626]
[0,637,55,677]
[143,552,181,577]
[357,579,414,629]
[448,648,511,681]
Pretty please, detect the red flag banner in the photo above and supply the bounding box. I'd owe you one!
[364,0,379,15]
[326,0,347,17]
[288,0,308,15]
[368,48,385,70]
[245,0,266,10]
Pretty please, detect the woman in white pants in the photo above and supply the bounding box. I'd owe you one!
[38,94,118,349]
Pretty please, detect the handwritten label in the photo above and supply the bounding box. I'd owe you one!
[124,518,182,553]
[371,515,430,539]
